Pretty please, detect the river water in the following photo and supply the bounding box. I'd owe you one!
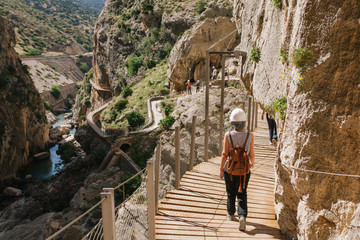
[24,113,75,179]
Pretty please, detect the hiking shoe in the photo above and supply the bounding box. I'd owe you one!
[226,213,236,221]
[239,216,246,231]
[272,139,277,147]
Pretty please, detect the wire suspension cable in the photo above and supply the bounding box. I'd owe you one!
[114,167,146,190]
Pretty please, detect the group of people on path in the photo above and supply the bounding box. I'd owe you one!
[219,107,277,231]
[185,80,200,95]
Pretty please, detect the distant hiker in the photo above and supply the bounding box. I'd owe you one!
[196,80,200,92]
[220,108,255,231]
[211,66,217,80]
[185,80,192,94]
[261,110,277,146]
[225,68,229,80]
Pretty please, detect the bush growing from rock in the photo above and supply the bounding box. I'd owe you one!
[273,0,282,8]
[59,142,75,161]
[115,99,128,111]
[126,111,145,128]
[122,86,133,98]
[265,97,287,120]
[26,48,42,56]
[195,0,207,14]
[159,116,175,130]
[126,53,143,76]
[50,85,61,99]
[291,46,312,74]
[249,47,261,63]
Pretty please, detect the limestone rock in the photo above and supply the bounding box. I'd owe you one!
[63,225,88,240]
[167,17,240,91]
[233,0,360,238]
[49,125,71,141]
[3,187,21,197]
[0,16,49,181]
[46,112,58,125]
[33,152,49,161]
[0,213,57,240]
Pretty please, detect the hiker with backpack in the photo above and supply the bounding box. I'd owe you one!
[220,108,255,231]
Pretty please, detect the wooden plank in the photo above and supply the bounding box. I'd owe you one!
[155,110,284,239]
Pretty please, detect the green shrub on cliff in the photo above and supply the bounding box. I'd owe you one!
[265,97,287,120]
[126,111,145,128]
[126,53,143,76]
[26,48,42,56]
[115,99,128,111]
[50,85,61,99]
[291,46,312,74]
[249,47,261,63]
[122,86,133,98]
[273,0,282,8]
[195,0,207,14]
[159,116,175,130]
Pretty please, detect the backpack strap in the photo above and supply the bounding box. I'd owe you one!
[228,132,235,149]
[243,132,250,151]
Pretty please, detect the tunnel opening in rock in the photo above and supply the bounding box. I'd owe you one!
[120,143,130,152]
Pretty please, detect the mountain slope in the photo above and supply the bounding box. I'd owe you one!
[0,0,104,55]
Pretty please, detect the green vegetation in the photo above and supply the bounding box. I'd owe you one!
[249,47,261,63]
[50,85,61,99]
[273,0,282,8]
[44,101,53,112]
[115,99,128,111]
[265,97,287,120]
[126,53,143,76]
[100,63,169,130]
[78,62,90,73]
[25,48,42,56]
[279,47,287,64]
[126,111,145,128]
[161,102,175,116]
[291,46,313,74]
[159,116,175,130]
[128,144,155,169]
[122,86,133,98]
[195,0,207,14]
[0,0,96,53]
[59,142,75,161]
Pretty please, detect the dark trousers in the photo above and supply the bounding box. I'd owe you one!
[187,86,191,94]
[224,171,251,217]
[266,118,277,142]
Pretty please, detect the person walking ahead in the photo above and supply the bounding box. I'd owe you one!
[185,80,192,94]
[220,108,255,231]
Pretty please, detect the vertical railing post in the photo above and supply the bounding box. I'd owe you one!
[147,160,155,240]
[219,56,225,156]
[251,97,255,132]
[189,116,197,171]
[175,126,180,189]
[155,141,161,213]
[247,96,252,132]
[204,50,210,162]
[101,189,115,240]
[242,101,245,111]
[255,102,258,128]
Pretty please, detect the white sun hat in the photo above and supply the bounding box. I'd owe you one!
[229,108,246,122]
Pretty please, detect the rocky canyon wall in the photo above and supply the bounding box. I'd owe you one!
[233,0,360,239]
[0,16,49,181]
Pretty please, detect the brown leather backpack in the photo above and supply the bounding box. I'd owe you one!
[226,132,250,192]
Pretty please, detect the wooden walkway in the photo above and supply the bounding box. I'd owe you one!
[155,119,285,239]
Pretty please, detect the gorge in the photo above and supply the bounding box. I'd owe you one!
[0,0,359,239]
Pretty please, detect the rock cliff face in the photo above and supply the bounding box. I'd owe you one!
[167,17,240,91]
[233,0,360,239]
[0,16,49,181]
[90,0,233,108]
